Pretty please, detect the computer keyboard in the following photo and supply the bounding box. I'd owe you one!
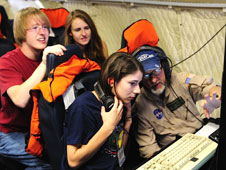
[137,133,218,170]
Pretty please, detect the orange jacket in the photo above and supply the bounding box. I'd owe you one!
[26,54,101,156]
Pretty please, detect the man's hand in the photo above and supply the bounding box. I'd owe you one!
[42,44,66,64]
[201,92,221,119]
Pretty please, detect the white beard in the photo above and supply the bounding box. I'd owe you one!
[151,84,166,96]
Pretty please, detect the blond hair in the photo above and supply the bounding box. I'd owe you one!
[13,7,50,46]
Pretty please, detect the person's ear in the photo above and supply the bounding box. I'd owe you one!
[108,78,114,87]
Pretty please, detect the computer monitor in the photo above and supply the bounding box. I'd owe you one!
[208,31,226,170]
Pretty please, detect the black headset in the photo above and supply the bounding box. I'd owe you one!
[94,81,114,112]
[132,45,172,83]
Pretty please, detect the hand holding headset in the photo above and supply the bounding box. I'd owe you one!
[94,81,127,123]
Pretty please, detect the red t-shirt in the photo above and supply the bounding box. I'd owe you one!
[0,48,40,133]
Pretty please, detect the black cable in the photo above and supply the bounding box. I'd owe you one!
[171,23,226,68]
[49,67,56,102]
[169,84,205,124]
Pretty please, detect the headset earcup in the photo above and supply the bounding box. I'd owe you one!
[103,96,114,112]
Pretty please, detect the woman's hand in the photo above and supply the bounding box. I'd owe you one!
[101,96,123,130]
[42,44,66,64]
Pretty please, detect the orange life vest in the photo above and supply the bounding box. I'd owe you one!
[26,54,101,156]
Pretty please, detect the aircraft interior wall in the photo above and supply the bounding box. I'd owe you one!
[1,0,226,117]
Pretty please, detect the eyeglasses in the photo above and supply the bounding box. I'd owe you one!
[144,67,162,79]
[27,25,49,33]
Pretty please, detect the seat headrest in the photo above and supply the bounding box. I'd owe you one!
[46,44,83,75]
[40,8,69,28]
[119,19,159,54]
